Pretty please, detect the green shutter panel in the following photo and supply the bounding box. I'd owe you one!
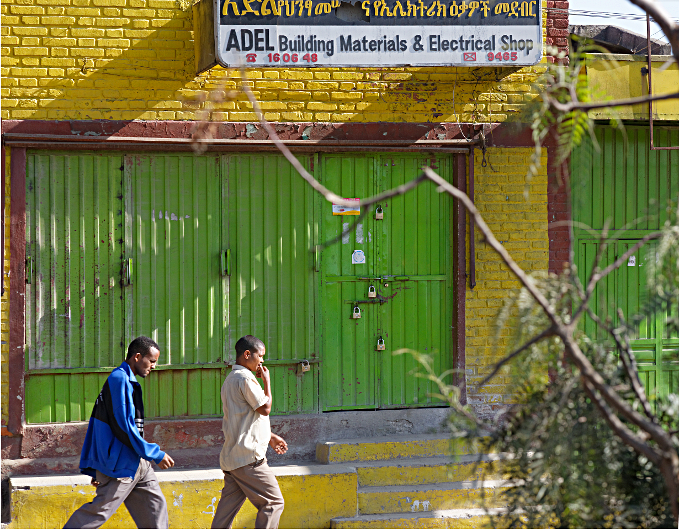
[572,125,679,403]
[224,153,319,414]
[124,154,225,418]
[25,152,125,423]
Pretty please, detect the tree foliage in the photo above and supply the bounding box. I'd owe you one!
[403,204,679,528]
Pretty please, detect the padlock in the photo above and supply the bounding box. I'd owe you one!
[375,205,384,220]
[352,306,361,319]
[368,285,376,298]
[297,359,311,375]
[376,336,386,351]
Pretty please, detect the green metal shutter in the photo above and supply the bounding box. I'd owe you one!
[375,154,453,408]
[319,154,377,410]
[224,153,319,414]
[572,125,679,401]
[124,154,225,418]
[319,153,454,411]
[25,152,125,423]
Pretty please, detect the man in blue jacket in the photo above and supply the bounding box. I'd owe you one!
[64,336,175,529]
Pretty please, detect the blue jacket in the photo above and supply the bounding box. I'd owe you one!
[79,362,165,479]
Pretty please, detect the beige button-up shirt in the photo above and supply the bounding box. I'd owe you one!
[219,364,271,471]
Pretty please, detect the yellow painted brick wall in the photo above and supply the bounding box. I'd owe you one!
[1,0,548,122]
[464,147,549,414]
[1,149,10,429]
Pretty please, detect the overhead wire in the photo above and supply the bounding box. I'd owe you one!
[546,7,679,22]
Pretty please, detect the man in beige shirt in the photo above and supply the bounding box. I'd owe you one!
[212,335,288,529]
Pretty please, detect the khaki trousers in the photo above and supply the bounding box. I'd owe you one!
[211,459,285,529]
[64,459,168,529]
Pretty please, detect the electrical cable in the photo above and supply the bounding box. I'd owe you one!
[546,7,678,22]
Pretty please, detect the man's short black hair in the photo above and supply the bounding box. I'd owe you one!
[126,336,160,360]
[235,335,265,359]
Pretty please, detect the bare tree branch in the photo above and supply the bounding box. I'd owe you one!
[585,371,679,524]
[316,207,369,251]
[582,378,661,466]
[586,304,658,425]
[238,67,432,210]
[572,231,662,324]
[570,221,611,321]
[561,334,675,466]
[477,327,556,389]
[421,167,562,328]
[629,0,679,63]
[615,308,657,423]
[550,90,679,114]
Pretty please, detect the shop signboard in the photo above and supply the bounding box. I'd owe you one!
[212,0,543,67]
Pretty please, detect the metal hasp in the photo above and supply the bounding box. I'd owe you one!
[352,305,361,319]
[296,359,311,375]
[368,285,377,298]
[375,205,384,220]
[376,337,386,351]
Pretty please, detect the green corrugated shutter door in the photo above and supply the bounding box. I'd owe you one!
[224,154,319,414]
[25,150,456,422]
[25,152,126,423]
[319,153,453,410]
[124,154,225,418]
[375,155,453,408]
[319,154,377,410]
[572,125,679,402]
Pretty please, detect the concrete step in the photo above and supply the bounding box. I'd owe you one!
[8,463,358,529]
[316,434,486,464]
[331,508,508,529]
[358,480,509,515]
[355,454,508,487]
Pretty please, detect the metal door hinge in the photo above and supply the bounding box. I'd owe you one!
[124,258,133,285]
[25,256,33,284]
[221,249,231,276]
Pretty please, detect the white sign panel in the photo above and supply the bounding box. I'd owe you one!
[214,0,543,67]
[333,198,361,215]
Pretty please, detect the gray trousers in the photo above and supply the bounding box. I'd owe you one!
[211,459,285,529]
[64,459,168,529]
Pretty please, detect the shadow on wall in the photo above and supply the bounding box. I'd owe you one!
[3,0,533,126]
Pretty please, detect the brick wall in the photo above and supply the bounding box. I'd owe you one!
[1,0,561,424]
[546,1,569,62]
[1,0,553,122]
[464,147,549,416]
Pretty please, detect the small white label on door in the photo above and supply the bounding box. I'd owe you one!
[628,255,636,266]
[352,250,365,265]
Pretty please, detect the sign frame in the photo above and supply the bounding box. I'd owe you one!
[209,0,543,68]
